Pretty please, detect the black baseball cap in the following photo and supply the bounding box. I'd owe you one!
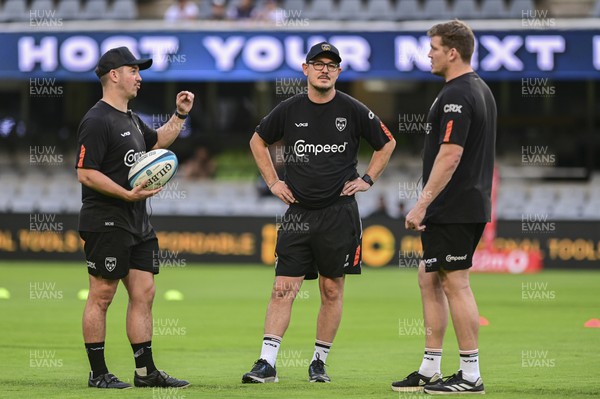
[305,42,342,64]
[95,47,152,78]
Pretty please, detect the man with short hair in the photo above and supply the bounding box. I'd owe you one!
[76,47,194,389]
[242,42,396,384]
[391,20,496,395]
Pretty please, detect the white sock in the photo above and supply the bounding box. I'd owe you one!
[459,349,480,382]
[260,335,281,368]
[311,340,332,363]
[418,348,442,378]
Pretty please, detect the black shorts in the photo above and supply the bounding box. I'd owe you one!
[421,222,486,273]
[275,197,362,280]
[80,229,159,280]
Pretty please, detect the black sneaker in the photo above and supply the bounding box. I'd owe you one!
[308,354,330,383]
[88,372,132,389]
[134,370,190,388]
[242,359,278,383]
[391,371,442,392]
[424,370,485,395]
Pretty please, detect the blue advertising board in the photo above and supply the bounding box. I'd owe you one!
[1,30,599,81]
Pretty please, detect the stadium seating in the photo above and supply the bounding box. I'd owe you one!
[30,0,55,12]
[2,0,597,23]
[507,0,536,19]
[395,0,425,20]
[338,0,366,21]
[422,0,453,20]
[1,0,29,22]
[364,0,397,21]
[593,0,600,16]
[1,165,599,220]
[480,0,509,18]
[107,0,138,20]
[56,0,81,19]
[452,0,481,19]
[79,0,109,20]
[283,0,307,11]
[304,0,339,20]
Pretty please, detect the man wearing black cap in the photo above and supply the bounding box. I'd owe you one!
[242,42,396,384]
[76,47,194,389]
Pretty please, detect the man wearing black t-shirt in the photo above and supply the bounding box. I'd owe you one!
[242,42,396,384]
[76,47,194,389]
[392,21,495,395]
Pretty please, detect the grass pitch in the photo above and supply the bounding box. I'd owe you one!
[0,262,598,398]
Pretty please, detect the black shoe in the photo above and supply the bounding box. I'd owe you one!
[424,370,485,395]
[242,359,278,383]
[134,369,190,388]
[391,370,442,392]
[88,372,132,389]
[308,354,330,383]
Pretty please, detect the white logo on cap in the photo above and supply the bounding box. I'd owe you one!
[321,44,331,51]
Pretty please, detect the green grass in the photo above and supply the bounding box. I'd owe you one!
[0,262,598,398]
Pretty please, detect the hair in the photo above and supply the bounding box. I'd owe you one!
[97,68,110,86]
[427,20,475,63]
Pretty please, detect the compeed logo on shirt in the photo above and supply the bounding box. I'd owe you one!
[123,149,146,167]
[293,139,348,156]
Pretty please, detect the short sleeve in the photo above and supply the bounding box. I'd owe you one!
[437,88,472,147]
[255,101,286,144]
[357,103,393,151]
[76,117,107,170]
[136,114,158,150]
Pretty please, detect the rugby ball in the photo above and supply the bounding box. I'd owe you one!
[128,149,178,189]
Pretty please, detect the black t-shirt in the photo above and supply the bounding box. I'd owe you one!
[76,100,158,236]
[256,91,393,209]
[423,72,496,223]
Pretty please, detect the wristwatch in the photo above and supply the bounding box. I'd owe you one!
[361,174,374,186]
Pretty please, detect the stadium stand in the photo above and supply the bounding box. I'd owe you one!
[282,0,306,12]
[480,0,509,18]
[79,0,109,20]
[1,164,598,220]
[507,0,536,18]
[1,0,29,22]
[303,0,338,20]
[56,0,81,19]
[0,0,596,22]
[395,0,425,20]
[0,0,598,222]
[107,0,138,19]
[592,0,600,16]
[452,0,481,19]
[364,0,396,21]
[30,0,55,13]
[422,0,453,19]
[338,0,365,21]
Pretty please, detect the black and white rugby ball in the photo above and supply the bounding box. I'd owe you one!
[128,149,178,189]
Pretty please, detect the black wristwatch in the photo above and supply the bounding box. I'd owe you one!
[175,110,188,120]
[361,174,374,186]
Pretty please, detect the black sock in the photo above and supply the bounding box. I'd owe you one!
[131,341,157,374]
[85,342,108,377]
